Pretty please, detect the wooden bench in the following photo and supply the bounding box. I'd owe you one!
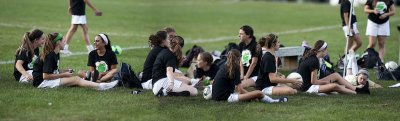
[275,46,305,71]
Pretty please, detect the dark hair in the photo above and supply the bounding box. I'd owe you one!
[16,29,44,57]
[164,27,176,33]
[148,31,167,47]
[303,40,326,59]
[240,25,256,41]
[170,36,184,67]
[97,33,112,50]
[226,49,241,79]
[199,52,213,66]
[257,33,278,52]
[41,33,61,61]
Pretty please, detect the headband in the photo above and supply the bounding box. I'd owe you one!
[53,33,63,45]
[99,33,108,45]
[318,42,327,51]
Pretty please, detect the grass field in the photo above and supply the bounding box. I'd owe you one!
[1,0,400,120]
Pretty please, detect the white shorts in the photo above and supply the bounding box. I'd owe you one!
[37,79,61,88]
[19,70,33,83]
[261,86,274,95]
[227,93,239,103]
[250,76,258,82]
[306,85,320,94]
[141,79,153,90]
[152,78,183,96]
[71,15,87,24]
[366,19,390,36]
[342,22,359,37]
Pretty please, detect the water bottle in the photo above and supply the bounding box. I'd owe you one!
[203,77,211,86]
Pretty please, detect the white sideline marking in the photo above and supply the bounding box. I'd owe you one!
[2,18,399,65]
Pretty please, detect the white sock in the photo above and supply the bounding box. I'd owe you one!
[190,78,200,86]
[261,95,279,103]
[141,80,153,90]
[64,44,69,50]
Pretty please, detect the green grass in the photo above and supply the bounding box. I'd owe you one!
[1,0,400,120]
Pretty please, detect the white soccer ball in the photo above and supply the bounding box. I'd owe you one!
[385,61,398,72]
[278,72,303,89]
[203,85,212,100]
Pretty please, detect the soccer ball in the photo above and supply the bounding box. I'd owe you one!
[112,45,122,55]
[385,61,398,72]
[278,72,303,89]
[203,85,212,100]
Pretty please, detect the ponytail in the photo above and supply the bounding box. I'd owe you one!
[148,31,167,47]
[170,36,184,67]
[16,29,43,57]
[41,33,60,61]
[226,49,241,79]
[303,40,326,59]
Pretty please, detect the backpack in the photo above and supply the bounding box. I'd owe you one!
[319,59,335,79]
[112,62,143,89]
[181,45,204,67]
[376,66,400,81]
[357,48,383,69]
[220,43,239,57]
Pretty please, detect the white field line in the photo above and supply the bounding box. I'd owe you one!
[1,18,399,65]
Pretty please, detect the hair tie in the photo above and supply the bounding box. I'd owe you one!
[53,33,63,45]
[318,42,327,51]
[99,33,108,45]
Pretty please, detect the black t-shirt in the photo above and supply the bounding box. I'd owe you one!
[13,48,39,81]
[152,49,177,84]
[32,52,60,87]
[341,0,357,27]
[366,0,394,24]
[256,51,277,90]
[297,55,320,91]
[239,39,259,77]
[142,46,167,82]
[71,0,85,15]
[87,49,118,73]
[194,64,219,80]
[212,66,241,101]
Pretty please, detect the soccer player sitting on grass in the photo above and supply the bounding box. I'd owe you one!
[14,29,45,83]
[211,49,288,103]
[152,36,198,97]
[255,34,301,96]
[32,32,118,90]
[238,25,260,89]
[78,33,118,83]
[297,40,370,95]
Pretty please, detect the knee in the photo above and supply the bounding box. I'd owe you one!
[190,88,198,96]
[289,89,297,94]
[78,70,87,78]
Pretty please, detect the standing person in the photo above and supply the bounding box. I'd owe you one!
[364,0,396,61]
[340,0,362,52]
[32,33,118,90]
[212,49,287,103]
[14,29,45,83]
[78,33,118,82]
[238,25,260,88]
[297,40,370,94]
[62,0,103,54]
[256,34,301,96]
[152,36,198,97]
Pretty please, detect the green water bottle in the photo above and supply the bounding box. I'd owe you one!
[203,77,211,86]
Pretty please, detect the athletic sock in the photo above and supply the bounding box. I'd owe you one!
[64,44,69,50]
[98,80,118,90]
[261,95,280,103]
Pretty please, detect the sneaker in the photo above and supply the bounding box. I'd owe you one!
[279,97,288,102]
[98,80,118,90]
